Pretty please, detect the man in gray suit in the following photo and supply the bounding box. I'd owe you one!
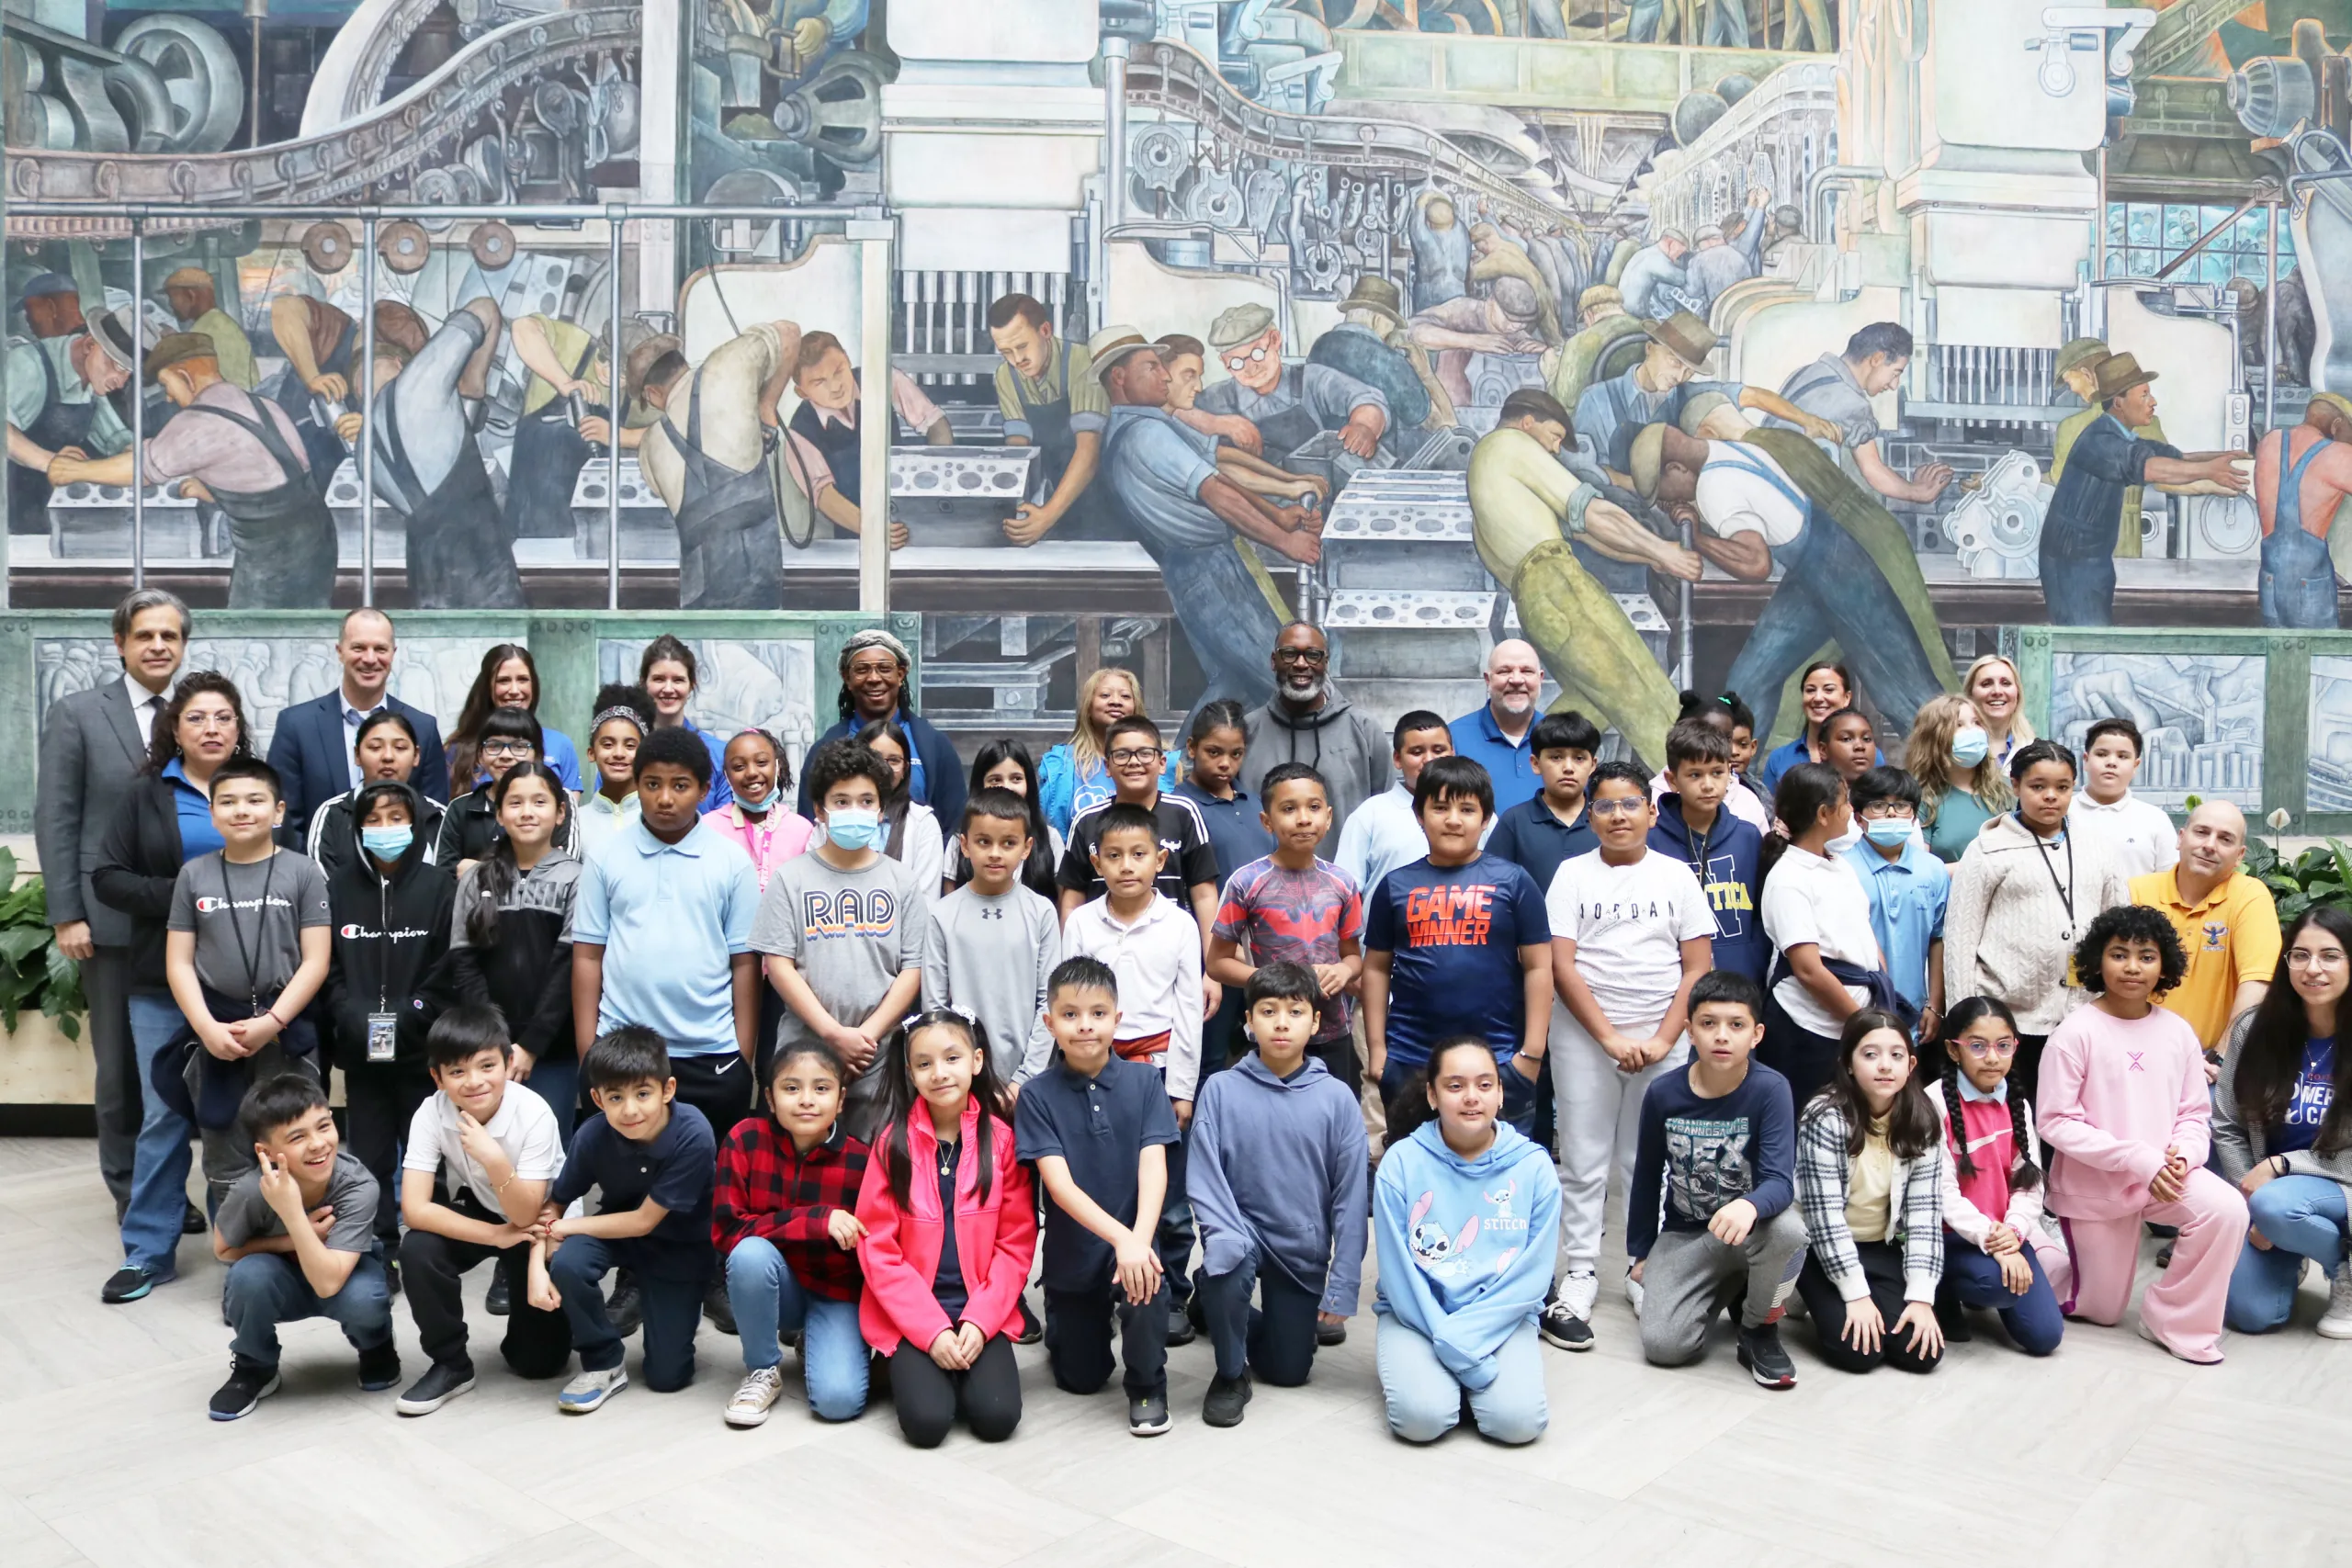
[38,588,189,1218]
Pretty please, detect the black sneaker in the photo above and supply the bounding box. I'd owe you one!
[100,1264,169,1304]
[209,1355,281,1420]
[2156,1245,2176,1269]
[1538,1301,1594,1351]
[182,1201,207,1235]
[396,1360,476,1416]
[607,1272,644,1337]
[1736,1322,1797,1390]
[484,1269,511,1317]
[704,1278,738,1336]
[1164,1313,1196,1348]
[1317,1318,1347,1348]
[1129,1392,1171,1437]
[357,1340,402,1392]
[1934,1291,1974,1344]
[1015,1295,1043,1346]
[1202,1371,1252,1428]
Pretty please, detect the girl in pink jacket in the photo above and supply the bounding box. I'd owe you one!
[2038,906,2247,1364]
[702,728,815,890]
[855,1010,1036,1447]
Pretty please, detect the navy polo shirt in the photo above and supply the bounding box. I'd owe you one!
[1013,1053,1180,1292]
[551,1102,718,1280]
[1171,782,1277,883]
[1484,794,1599,897]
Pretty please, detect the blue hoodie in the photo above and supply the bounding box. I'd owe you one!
[1647,793,1767,985]
[1374,1119,1559,1389]
[1188,1050,1371,1315]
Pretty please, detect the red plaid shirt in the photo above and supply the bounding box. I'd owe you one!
[712,1116,871,1302]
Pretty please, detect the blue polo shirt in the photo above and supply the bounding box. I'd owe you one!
[573,817,760,1055]
[1841,835,1950,1011]
[1758,737,1885,798]
[1484,793,1598,899]
[1171,782,1277,884]
[1013,1053,1181,1291]
[551,1103,718,1280]
[163,758,225,863]
[1448,706,1542,814]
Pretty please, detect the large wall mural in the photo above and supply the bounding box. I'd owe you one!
[4,0,2349,768]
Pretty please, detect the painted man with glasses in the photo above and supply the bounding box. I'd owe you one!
[1193,304,1391,468]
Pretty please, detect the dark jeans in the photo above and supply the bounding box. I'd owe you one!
[1157,1114,1197,1308]
[225,1249,394,1368]
[1796,1239,1944,1375]
[526,1054,581,1146]
[1939,1235,2064,1357]
[342,1064,433,1254]
[888,1334,1022,1448]
[1046,1280,1170,1398]
[1198,1255,1323,1386]
[1202,987,1247,1077]
[671,1051,754,1145]
[546,1235,707,1392]
[2009,1034,2049,1103]
[1308,1033,1362,1099]
[400,1197,573,1377]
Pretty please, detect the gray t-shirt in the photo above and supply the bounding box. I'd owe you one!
[166,849,334,1000]
[922,883,1062,1084]
[750,849,925,1070]
[214,1147,379,1255]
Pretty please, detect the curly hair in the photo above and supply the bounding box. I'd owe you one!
[143,671,255,775]
[2071,905,2188,998]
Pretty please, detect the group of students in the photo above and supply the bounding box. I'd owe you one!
[71,616,2346,1451]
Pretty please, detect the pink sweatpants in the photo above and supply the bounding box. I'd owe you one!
[2056,1167,2248,1364]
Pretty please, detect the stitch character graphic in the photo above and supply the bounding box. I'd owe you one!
[1408,1190,1481,1277]
[1482,1176,1519,1224]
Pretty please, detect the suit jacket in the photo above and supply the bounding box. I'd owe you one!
[268,690,448,850]
[37,676,162,949]
[89,775,188,991]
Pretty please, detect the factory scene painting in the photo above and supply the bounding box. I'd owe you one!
[6,0,2352,764]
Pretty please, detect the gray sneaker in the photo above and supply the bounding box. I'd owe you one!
[1128,1392,1171,1437]
[2321,1260,2352,1340]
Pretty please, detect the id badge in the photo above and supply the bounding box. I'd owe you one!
[367,1012,399,1063]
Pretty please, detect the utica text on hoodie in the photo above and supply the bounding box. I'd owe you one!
[1187,1051,1371,1315]
[1374,1119,1559,1388]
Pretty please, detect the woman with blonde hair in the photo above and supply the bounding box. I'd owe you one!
[1037,666,1179,836]
[1961,655,2034,771]
[1905,694,2013,864]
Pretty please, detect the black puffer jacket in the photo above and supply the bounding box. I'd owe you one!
[320,806,456,1072]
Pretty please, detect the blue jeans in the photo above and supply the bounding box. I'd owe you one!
[1377,1316,1546,1445]
[1152,539,1279,713]
[224,1250,394,1368]
[1727,513,1948,738]
[2226,1174,2349,1333]
[120,993,196,1274]
[1940,1235,2065,1356]
[548,1235,706,1391]
[724,1236,868,1420]
[2261,523,2339,629]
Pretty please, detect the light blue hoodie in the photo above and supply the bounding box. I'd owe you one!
[1188,1050,1371,1315]
[1374,1118,1560,1389]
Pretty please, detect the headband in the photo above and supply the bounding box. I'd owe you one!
[591,705,646,736]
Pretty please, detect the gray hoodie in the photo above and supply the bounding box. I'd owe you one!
[1187,1050,1371,1315]
[1238,691,1392,857]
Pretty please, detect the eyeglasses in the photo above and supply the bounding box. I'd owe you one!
[1272,648,1329,666]
[480,740,535,760]
[2289,948,2348,969]
[845,658,900,680]
[1958,1036,2021,1059]
[1589,798,1646,818]
[1109,747,1163,765]
[1859,803,1916,819]
[1223,344,1272,372]
[180,711,238,730]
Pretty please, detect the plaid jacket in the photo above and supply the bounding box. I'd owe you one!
[713,1116,871,1303]
[1794,1099,1945,1304]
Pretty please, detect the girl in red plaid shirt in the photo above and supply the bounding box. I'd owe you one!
[713,1040,873,1427]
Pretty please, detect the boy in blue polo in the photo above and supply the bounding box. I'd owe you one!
[1840,766,1948,1035]
[1485,709,1601,896]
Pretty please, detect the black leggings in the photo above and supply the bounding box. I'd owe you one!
[888,1334,1022,1448]
[1796,1238,1943,1375]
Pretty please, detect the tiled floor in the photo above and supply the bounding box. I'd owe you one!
[5,1133,2346,1568]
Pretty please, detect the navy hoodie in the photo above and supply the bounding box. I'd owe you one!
[1647,793,1766,986]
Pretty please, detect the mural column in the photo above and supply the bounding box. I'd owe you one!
[639,0,683,310]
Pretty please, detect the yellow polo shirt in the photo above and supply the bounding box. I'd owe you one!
[2131,867,2281,1049]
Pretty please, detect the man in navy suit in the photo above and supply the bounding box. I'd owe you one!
[268,606,449,848]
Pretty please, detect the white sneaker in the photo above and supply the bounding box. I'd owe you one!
[558,1365,628,1414]
[1558,1268,1599,1319]
[2319,1261,2352,1340]
[1623,1265,1645,1317]
[725,1365,786,1427]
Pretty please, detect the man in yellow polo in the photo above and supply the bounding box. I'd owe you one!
[2131,799,2279,1066]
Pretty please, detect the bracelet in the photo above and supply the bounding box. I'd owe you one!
[2276,1155,2291,1178]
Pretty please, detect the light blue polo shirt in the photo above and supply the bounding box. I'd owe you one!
[1447,705,1542,815]
[572,817,760,1055]
[1841,834,1950,1012]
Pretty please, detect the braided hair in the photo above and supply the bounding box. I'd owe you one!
[1939,997,2041,1194]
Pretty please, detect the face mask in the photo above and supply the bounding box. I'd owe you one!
[734,781,772,813]
[1863,818,1913,847]
[361,825,413,859]
[1951,727,1990,767]
[825,807,885,852]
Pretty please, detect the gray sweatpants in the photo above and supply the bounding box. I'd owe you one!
[1639,1206,1809,1368]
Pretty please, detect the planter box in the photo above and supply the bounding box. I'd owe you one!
[1,1013,92,1107]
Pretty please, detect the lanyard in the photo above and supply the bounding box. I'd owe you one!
[223,852,282,1014]
[2031,824,2076,933]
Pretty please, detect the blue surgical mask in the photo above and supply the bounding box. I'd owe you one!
[1951,726,1990,767]
[1863,817,1913,847]
[361,825,413,859]
[825,807,885,852]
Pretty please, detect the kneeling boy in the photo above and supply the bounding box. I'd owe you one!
[1629,972,1805,1389]
[395,1005,571,1415]
[209,1073,399,1419]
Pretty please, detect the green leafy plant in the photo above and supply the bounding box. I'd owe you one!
[0,846,83,1038]
[2244,835,2352,924]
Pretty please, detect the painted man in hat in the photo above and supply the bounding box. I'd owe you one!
[1544,285,1647,411]
[1306,274,1452,431]
[2252,391,2352,627]
[7,275,131,531]
[1768,321,1953,503]
[2040,352,2248,625]
[1194,302,1390,465]
[1159,333,1333,505]
[1092,325,1319,710]
[51,334,336,607]
[1574,309,1838,479]
[780,328,949,546]
[2049,336,2166,562]
[159,266,255,389]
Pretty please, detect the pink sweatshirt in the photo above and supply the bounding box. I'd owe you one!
[2036,1002,2210,1221]
[854,1100,1036,1354]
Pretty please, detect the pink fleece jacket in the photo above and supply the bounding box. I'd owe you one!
[854,1100,1036,1354]
[700,801,815,890]
[2036,1002,2211,1222]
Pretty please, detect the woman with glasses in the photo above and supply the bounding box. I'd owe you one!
[304,710,447,883]
[1926,997,2068,1355]
[435,706,581,871]
[2215,906,2352,1337]
[797,628,967,828]
[1038,667,1178,838]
